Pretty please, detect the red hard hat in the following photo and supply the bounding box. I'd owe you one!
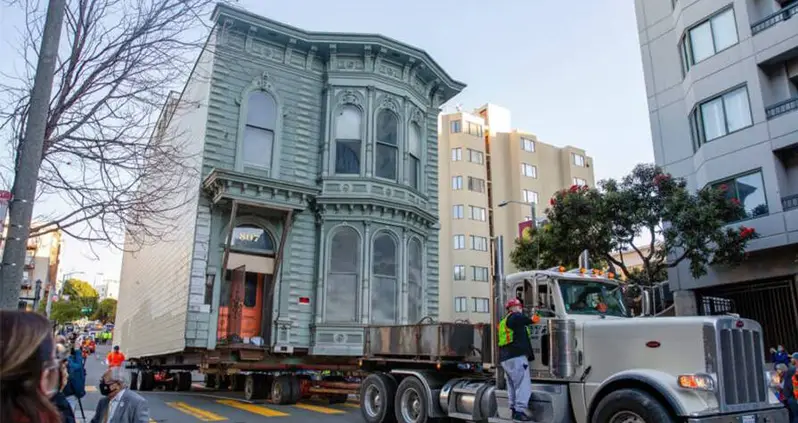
[505,298,522,309]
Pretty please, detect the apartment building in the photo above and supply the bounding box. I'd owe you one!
[438,104,595,322]
[635,0,798,348]
[19,230,62,310]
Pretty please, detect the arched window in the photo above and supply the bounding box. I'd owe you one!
[326,227,360,322]
[407,238,423,323]
[231,224,274,252]
[408,123,422,190]
[371,233,398,324]
[375,110,398,180]
[243,91,277,169]
[335,105,362,175]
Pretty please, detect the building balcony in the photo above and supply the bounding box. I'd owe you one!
[784,194,798,211]
[766,97,798,119]
[751,1,798,35]
[776,145,798,212]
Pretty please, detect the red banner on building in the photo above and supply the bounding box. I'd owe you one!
[518,220,534,240]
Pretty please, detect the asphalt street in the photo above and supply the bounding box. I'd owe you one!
[75,345,364,423]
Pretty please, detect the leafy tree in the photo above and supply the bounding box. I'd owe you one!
[511,164,757,286]
[92,299,118,324]
[50,301,82,325]
[63,279,98,315]
[510,224,606,270]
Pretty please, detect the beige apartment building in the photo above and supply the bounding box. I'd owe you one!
[438,104,595,322]
[0,225,63,310]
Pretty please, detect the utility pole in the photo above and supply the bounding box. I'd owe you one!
[0,0,67,309]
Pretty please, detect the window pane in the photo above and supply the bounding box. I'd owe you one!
[246,92,277,129]
[372,277,397,324]
[376,144,397,180]
[689,21,714,63]
[700,97,725,141]
[336,106,362,140]
[408,157,420,189]
[711,9,738,52]
[330,228,359,273]
[377,110,398,145]
[409,124,421,156]
[231,225,274,251]
[327,274,357,322]
[407,239,423,323]
[723,88,751,133]
[335,140,361,174]
[373,234,397,277]
[243,126,274,168]
[735,173,768,218]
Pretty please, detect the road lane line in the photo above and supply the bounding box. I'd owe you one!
[342,402,360,408]
[294,403,346,414]
[217,399,289,417]
[166,402,227,421]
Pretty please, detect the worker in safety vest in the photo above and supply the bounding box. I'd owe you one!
[497,297,540,422]
[106,345,126,368]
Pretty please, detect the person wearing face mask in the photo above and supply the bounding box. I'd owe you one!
[91,367,150,423]
[0,310,62,423]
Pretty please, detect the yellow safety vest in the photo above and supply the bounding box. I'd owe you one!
[497,313,534,347]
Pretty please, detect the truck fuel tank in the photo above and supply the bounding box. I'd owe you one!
[547,319,578,379]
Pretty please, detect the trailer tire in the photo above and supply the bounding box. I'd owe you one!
[591,388,675,423]
[289,375,301,404]
[204,374,216,389]
[130,372,139,391]
[360,373,397,423]
[395,376,433,423]
[176,372,192,392]
[139,371,155,392]
[231,374,247,392]
[272,374,296,405]
[245,374,268,401]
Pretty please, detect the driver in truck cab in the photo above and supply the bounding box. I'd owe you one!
[497,297,540,422]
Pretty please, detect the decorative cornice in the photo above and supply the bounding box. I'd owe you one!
[378,94,400,114]
[315,197,436,229]
[236,71,274,104]
[202,168,320,210]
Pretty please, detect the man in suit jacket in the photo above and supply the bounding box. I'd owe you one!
[91,367,150,423]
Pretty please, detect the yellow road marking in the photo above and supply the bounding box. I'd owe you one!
[307,399,360,409]
[85,386,97,393]
[294,403,345,414]
[166,402,227,421]
[342,402,360,408]
[149,420,156,423]
[217,399,289,417]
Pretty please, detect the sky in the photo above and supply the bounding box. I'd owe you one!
[0,0,653,281]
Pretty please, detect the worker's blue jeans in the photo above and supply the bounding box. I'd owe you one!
[501,355,532,413]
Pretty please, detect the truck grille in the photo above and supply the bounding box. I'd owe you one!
[718,325,766,406]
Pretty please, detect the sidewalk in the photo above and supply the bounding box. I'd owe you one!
[75,411,95,423]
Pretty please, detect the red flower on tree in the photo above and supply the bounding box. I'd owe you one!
[550,197,556,206]
[739,226,755,239]
[718,184,728,192]
[653,174,671,186]
[731,198,740,205]
[569,185,580,193]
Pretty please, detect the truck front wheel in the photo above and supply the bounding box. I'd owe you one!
[360,373,397,423]
[592,388,675,423]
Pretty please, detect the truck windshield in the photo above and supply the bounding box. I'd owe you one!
[558,279,629,317]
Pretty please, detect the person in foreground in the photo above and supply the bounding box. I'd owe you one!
[0,310,62,423]
[497,297,540,422]
[91,367,150,423]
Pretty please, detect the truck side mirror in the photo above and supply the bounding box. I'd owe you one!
[642,290,652,316]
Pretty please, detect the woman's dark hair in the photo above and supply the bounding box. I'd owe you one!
[0,310,60,423]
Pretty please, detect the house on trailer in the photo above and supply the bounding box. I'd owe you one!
[115,4,465,360]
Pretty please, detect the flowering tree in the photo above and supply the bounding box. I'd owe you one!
[510,164,757,286]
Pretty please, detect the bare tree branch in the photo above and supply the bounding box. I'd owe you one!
[1,0,227,251]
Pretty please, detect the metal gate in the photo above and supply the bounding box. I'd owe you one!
[697,277,798,354]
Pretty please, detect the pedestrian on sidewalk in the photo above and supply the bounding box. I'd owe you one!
[51,340,77,423]
[91,368,150,423]
[106,346,126,369]
[0,310,62,423]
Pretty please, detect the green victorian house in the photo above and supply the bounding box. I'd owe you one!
[115,4,465,359]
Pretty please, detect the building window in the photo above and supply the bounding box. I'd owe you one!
[521,163,537,178]
[451,120,462,133]
[407,238,423,323]
[242,91,276,169]
[453,235,466,250]
[375,110,399,180]
[470,235,488,251]
[452,205,464,219]
[681,8,738,71]
[468,177,485,193]
[372,233,398,324]
[572,153,585,167]
[452,176,463,190]
[455,297,468,313]
[522,190,539,205]
[408,123,422,190]
[690,86,752,148]
[454,265,466,281]
[521,138,535,152]
[468,149,484,164]
[334,105,362,175]
[451,148,462,161]
[326,227,360,322]
[472,266,489,282]
[573,178,587,187]
[711,170,769,221]
[469,206,486,221]
[230,225,275,253]
[472,297,489,313]
[466,122,483,137]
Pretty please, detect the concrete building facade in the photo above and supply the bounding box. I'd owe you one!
[21,230,62,310]
[115,4,464,359]
[635,0,798,348]
[438,104,595,322]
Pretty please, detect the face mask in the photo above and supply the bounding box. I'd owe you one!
[99,381,113,396]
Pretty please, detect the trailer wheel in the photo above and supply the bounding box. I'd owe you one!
[176,372,192,392]
[130,372,139,391]
[139,371,155,392]
[245,374,268,401]
[360,373,397,423]
[395,376,432,423]
[204,374,216,389]
[231,374,247,392]
[288,375,301,404]
[272,374,296,405]
[592,388,675,423]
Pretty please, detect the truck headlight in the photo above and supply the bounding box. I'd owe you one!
[678,373,716,392]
